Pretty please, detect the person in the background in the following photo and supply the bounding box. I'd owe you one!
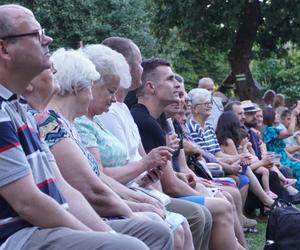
[274,93,286,109]
[198,77,224,129]
[286,114,300,160]
[263,107,300,190]
[262,89,276,108]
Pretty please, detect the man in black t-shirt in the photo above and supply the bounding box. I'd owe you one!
[131,58,247,250]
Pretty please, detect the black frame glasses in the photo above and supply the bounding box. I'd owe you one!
[0,28,45,42]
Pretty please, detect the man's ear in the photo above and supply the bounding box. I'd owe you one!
[25,83,34,93]
[0,40,11,61]
[146,81,156,94]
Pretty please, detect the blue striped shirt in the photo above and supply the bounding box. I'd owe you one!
[186,118,221,155]
[0,84,66,244]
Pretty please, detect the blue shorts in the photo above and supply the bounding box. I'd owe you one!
[178,195,205,205]
[239,166,250,189]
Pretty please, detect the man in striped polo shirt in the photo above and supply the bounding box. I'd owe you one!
[0,4,172,250]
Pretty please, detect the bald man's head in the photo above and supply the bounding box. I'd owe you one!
[102,36,142,90]
[198,77,214,93]
[0,4,33,38]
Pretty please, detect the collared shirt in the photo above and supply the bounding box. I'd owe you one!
[186,118,221,155]
[0,84,66,246]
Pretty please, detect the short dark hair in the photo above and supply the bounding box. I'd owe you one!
[137,58,170,97]
[280,108,291,119]
[141,58,170,78]
[263,107,276,126]
[224,101,242,112]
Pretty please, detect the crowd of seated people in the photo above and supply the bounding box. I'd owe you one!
[2,3,300,250]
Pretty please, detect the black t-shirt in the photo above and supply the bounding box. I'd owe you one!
[124,90,138,110]
[131,103,166,153]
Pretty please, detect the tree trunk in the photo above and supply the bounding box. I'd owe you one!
[222,0,263,101]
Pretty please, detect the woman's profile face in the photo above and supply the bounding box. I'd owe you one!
[89,75,120,116]
[255,110,263,128]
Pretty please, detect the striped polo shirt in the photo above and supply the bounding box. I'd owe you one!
[0,84,66,244]
[186,117,221,155]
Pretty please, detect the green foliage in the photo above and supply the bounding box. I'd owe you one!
[151,0,300,99]
[0,0,232,92]
[172,46,230,91]
[154,27,230,91]
[258,1,300,57]
[4,0,300,100]
[0,0,158,56]
[251,49,300,99]
[152,0,243,50]
[152,0,300,55]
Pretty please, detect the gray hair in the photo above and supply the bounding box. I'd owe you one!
[188,88,211,107]
[81,44,131,89]
[50,48,100,96]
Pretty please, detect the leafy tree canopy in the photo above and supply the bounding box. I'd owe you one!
[0,0,158,56]
[251,49,300,100]
[152,0,300,56]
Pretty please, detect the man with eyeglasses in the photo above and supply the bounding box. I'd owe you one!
[0,4,158,250]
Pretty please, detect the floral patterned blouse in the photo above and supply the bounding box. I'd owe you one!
[74,115,128,168]
[35,110,100,176]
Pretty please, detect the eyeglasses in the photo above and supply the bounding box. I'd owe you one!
[0,28,46,43]
[195,100,213,107]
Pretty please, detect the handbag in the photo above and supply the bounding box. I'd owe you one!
[187,154,213,180]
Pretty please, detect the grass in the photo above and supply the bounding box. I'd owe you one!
[246,222,267,250]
